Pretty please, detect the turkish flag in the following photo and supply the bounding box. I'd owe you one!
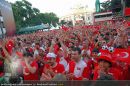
[99,49,112,58]
[111,48,130,64]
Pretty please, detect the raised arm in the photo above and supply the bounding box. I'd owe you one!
[0,41,11,62]
[49,39,56,53]
[59,36,68,58]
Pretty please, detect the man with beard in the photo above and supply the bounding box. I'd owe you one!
[40,53,65,80]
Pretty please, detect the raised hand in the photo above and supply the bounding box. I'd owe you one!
[66,73,75,80]
[51,39,56,45]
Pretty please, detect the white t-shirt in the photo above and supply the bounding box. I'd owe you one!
[31,43,35,49]
[65,59,87,78]
[59,57,68,69]
[34,50,39,58]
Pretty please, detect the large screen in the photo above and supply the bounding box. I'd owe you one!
[0,0,16,36]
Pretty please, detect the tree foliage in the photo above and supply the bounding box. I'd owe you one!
[11,0,59,31]
[100,0,111,12]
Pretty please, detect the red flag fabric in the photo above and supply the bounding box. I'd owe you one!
[111,48,130,65]
[125,8,130,16]
[99,49,112,58]
[61,26,69,31]
[5,40,14,55]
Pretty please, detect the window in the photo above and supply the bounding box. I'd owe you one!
[94,13,112,18]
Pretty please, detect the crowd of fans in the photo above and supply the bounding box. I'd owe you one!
[0,20,130,83]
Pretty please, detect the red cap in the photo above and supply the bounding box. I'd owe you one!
[97,56,113,63]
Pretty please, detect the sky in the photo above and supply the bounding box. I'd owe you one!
[6,0,107,17]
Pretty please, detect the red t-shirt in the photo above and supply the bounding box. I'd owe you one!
[22,60,39,80]
[54,44,60,54]
[44,63,64,73]
[43,63,65,78]
[65,56,71,63]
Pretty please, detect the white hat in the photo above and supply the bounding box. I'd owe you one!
[40,47,45,51]
[46,53,57,58]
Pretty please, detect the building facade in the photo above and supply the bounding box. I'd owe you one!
[59,4,94,26]
[0,0,16,38]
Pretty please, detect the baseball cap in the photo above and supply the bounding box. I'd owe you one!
[97,56,113,63]
[46,53,57,58]
[40,47,45,51]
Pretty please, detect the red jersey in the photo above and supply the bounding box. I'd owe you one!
[43,63,65,78]
[22,60,39,80]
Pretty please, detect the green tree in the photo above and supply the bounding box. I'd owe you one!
[100,0,111,12]
[60,20,66,25]
[11,0,59,31]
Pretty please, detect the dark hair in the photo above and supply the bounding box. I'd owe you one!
[17,38,20,41]
[57,42,61,47]
[98,59,112,67]
[72,47,81,54]
[92,48,99,53]
[95,39,98,42]
[18,42,21,47]
[24,39,26,42]
[35,42,40,46]
[23,48,33,57]
[106,32,110,36]
[56,38,59,42]
[23,52,33,57]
